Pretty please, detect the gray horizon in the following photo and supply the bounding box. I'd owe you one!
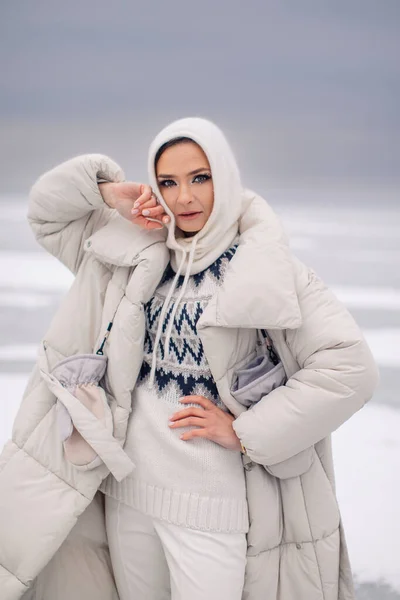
[1,0,399,194]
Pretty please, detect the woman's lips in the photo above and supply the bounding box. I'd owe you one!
[177,212,202,220]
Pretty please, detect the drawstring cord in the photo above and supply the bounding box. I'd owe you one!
[148,237,198,389]
[164,237,198,360]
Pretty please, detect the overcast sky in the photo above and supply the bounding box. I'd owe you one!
[1,0,399,192]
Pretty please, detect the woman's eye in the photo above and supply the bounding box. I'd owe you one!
[193,173,211,184]
[159,179,176,188]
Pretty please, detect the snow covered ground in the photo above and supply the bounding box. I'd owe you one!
[333,404,400,590]
[1,194,399,598]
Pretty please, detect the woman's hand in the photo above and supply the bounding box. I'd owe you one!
[169,395,242,451]
[99,181,170,230]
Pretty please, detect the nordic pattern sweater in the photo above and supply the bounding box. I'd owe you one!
[103,244,249,533]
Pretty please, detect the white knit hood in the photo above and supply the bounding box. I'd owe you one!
[146,117,244,387]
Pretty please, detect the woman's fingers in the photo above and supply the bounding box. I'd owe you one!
[135,184,153,205]
[179,396,215,410]
[131,208,170,225]
[170,407,205,421]
[131,214,164,230]
[140,205,166,218]
[136,193,158,209]
[169,416,205,429]
[111,182,170,230]
[131,193,170,224]
[132,194,158,212]
[122,184,170,230]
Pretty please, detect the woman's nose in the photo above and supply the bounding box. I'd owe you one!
[178,184,193,204]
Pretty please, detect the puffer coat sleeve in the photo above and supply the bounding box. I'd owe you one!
[27,154,125,274]
[232,258,380,467]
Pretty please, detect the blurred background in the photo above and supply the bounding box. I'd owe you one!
[1,1,399,597]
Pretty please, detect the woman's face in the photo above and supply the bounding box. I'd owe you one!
[156,141,214,236]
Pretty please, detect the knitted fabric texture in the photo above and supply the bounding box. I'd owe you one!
[103,244,249,533]
[139,244,238,402]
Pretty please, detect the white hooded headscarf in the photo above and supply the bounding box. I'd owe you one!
[146,117,244,387]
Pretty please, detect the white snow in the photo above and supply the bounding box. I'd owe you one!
[333,403,400,590]
[290,236,318,251]
[0,251,74,291]
[0,344,39,361]
[0,201,28,222]
[0,374,28,451]
[282,217,400,239]
[363,329,400,368]
[0,291,53,308]
[332,286,400,310]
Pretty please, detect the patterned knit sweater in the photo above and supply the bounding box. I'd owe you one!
[103,244,249,533]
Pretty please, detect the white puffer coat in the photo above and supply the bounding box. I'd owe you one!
[0,154,379,600]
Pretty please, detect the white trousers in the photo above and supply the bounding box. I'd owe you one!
[105,497,247,600]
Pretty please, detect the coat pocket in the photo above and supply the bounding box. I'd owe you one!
[231,352,287,407]
[230,333,315,479]
[38,345,134,482]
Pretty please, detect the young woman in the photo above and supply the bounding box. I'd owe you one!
[0,117,379,600]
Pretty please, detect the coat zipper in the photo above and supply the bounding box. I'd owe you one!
[96,322,113,355]
[261,329,280,365]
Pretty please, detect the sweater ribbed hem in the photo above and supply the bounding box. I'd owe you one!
[101,476,249,534]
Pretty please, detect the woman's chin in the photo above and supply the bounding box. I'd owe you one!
[176,215,206,234]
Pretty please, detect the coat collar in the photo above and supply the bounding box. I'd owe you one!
[199,192,302,330]
[84,192,302,330]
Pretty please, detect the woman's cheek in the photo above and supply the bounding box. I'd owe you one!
[162,192,175,214]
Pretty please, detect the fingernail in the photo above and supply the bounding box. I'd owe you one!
[134,201,140,208]
[163,216,169,223]
[131,208,139,215]
[142,209,150,216]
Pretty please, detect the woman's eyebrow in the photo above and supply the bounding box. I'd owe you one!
[157,167,210,178]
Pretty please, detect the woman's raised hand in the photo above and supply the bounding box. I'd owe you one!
[99,181,170,230]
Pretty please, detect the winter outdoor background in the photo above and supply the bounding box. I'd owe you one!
[1,2,399,598]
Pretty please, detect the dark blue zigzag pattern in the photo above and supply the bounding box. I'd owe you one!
[143,326,204,363]
[139,360,219,401]
[138,243,238,398]
[145,298,204,337]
